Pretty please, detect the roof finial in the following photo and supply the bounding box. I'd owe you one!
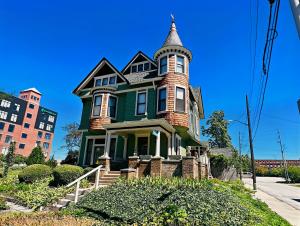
[170,14,176,31]
[171,14,175,23]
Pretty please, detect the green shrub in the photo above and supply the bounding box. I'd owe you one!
[210,154,229,178]
[45,155,57,168]
[18,164,52,183]
[256,166,269,176]
[14,155,27,164]
[73,177,289,225]
[288,166,300,183]
[53,165,84,186]
[26,146,45,165]
[0,196,7,210]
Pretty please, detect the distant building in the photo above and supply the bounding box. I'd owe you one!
[256,159,300,168]
[297,99,300,114]
[0,88,57,159]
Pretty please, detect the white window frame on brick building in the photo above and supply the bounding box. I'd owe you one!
[48,115,55,122]
[39,122,45,129]
[175,55,185,74]
[14,104,20,111]
[0,111,8,120]
[46,124,53,131]
[10,114,17,122]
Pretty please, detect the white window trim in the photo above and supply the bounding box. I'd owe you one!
[106,94,118,120]
[156,85,168,114]
[91,94,104,118]
[158,54,169,76]
[175,134,182,155]
[174,85,187,113]
[94,73,117,87]
[130,61,151,74]
[175,54,186,75]
[135,133,150,155]
[135,89,148,116]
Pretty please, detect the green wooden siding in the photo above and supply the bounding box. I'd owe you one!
[79,98,92,130]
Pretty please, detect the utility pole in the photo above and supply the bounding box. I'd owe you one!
[277,130,290,182]
[238,131,242,180]
[246,95,257,190]
[289,0,300,38]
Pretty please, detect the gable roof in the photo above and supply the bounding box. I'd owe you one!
[73,58,128,95]
[121,51,157,74]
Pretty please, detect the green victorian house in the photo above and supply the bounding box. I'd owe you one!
[73,18,206,174]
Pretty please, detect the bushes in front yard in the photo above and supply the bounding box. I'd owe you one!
[256,166,284,177]
[72,177,289,225]
[53,165,84,185]
[26,146,45,165]
[18,164,52,183]
[288,166,300,183]
[0,197,8,210]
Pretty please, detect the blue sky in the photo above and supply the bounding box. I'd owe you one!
[0,1,299,160]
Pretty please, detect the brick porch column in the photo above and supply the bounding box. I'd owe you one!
[151,156,163,177]
[128,156,139,169]
[182,156,196,179]
[99,156,110,172]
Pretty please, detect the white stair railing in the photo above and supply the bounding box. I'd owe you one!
[66,165,103,203]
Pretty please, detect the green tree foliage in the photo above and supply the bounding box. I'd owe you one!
[46,155,57,168]
[3,142,16,177]
[26,146,45,165]
[202,110,232,148]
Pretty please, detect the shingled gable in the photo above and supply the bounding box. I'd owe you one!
[121,51,157,75]
[73,58,128,95]
[189,86,205,119]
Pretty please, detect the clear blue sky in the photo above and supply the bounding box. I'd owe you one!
[0,1,299,160]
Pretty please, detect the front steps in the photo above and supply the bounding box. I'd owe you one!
[50,170,120,210]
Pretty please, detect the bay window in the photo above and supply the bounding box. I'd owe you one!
[175,87,185,112]
[93,95,102,117]
[108,96,117,118]
[159,56,167,74]
[136,91,147,115]
[158,87,167,112]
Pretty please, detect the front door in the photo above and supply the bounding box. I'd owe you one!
[137,137,148,155]
[93,146,104,164]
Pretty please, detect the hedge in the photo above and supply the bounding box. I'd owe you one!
[288,166,300,183]
[53,165,84,186]
[18,164,52,183]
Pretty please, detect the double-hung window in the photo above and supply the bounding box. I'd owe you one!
[107,96,117,118]
[175,87,185,112]
[93,95,102,117]
[176,56,185,73]
[136,91,147,115]
[159,56,167,74]
[95,79,102,87]
[158,87,167,112]
[109,76,116,85]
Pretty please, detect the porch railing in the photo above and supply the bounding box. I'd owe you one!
[66,165,103,203]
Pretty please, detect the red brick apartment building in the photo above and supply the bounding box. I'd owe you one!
[0,88,57,159]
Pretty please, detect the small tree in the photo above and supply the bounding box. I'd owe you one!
[202,110,232,148]
[3,142,16,177]
[26,146,45,165]
[61,151,79,165]
[46,155,57,168]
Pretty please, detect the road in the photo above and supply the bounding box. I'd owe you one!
[243,176,300,226]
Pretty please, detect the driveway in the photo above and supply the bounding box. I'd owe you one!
[243,176,300,225]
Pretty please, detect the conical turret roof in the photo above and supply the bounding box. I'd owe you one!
[163,16,183,47]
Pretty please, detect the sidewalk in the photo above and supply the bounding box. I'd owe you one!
[243,178,300,226]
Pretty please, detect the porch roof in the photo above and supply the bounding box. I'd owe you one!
[103,119,175,133]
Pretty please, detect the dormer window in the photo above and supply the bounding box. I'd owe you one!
[159,56,167,74]
[131,62,151,73]
[94,75,117,87]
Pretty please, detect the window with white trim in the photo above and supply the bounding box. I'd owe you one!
[157,87,167,112]
[39,122,45,129]
[0,111,8,120]
[46,124,53,131]
[175,87,185,112]
[94,75,117,87]
[175,135,181,155]
[5,135,12,144]
[43,142,49,149]
[10,114,17,122]
[136,91,147,115]
[92,95,102,117]
[48,115,55,122]
[107,96,117,118]
[159,56,167,74]
[131,62,151,73]
[176,56,185,73]
[1,100,11,108]
[14,104,20,111]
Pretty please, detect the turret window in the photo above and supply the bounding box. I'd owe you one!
[92,95,102,117]
[176,56,185,73]
[175,87,185,112]
[159,56,167,74]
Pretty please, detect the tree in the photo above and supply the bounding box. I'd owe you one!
[202,110,232,148]
[3,142,16,177]
[26,146,45,165]
[46,155,57,168]
[61,122,81,165]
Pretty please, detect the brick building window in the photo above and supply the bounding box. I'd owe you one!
[0,111,8,120]
[175,87,185,112]
[24,123,30,128]
[14,104,20,111]
[0,134,2,141]
[11,114,17,122]
[0,122,4,130]
[92,95,102,117]
[157,87,167,112]
[43,142,49,149]
[46,124,53,131]
[5,135,12,144]
[38,131,43,139]
[48,115,55,122]
[136,91,147,115]
[26,113,32,118]
[29,104,34,109]
[19,144,25,149]
[21,133,27,139]
[39,122,44,129]
[159,56,167,74]
[176,56,185,73]
[45,133,51,140]
[8,124,15,133]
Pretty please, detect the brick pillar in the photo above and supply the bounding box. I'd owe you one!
[98,156,110,172]
[120,168,137,179]
[128,156,139,169]
[151,157,163,177]
[182,156,196,179]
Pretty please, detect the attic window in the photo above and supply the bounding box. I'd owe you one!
[131,62,151,73]
[94,75,117,87]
